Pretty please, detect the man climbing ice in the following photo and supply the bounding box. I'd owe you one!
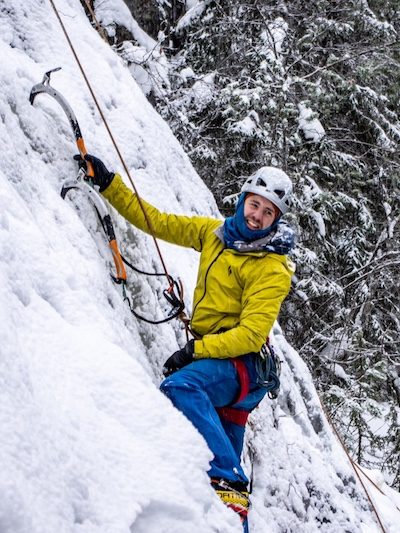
[75,154,296,528]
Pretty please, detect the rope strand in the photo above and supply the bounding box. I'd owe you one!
[48,0,173,284]
[317,395,388,533]
[353,463,400,513]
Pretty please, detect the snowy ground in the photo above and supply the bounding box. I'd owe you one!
[0,1,399,532]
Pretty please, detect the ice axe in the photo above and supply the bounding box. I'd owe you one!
[29,67,94,177]
[29,67,127,283]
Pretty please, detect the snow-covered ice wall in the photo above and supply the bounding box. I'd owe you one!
[1,1,399,532]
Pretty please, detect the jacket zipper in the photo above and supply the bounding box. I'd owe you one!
[191,248,225,324]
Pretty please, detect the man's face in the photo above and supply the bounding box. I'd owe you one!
[243,194,278,231]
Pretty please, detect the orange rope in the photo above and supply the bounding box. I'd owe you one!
[317,395,388,533]
[353,462,400,513]
[48,0,175,286]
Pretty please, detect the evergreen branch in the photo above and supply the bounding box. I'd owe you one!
[297,41,399,80]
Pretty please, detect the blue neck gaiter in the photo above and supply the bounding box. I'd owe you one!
[223,193,279,248]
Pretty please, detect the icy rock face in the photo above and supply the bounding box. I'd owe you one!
[0,1,399,533]
[244,326,371,532]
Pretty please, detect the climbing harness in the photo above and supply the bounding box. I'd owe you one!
[30,68,185,325]
[217,358,251,427]
[217,338,281,427]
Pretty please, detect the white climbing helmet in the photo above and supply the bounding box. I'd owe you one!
[241,167,293,214]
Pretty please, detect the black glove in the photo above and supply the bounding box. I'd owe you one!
[74,154,115,192]
[163,339,195,377]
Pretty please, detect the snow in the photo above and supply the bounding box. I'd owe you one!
[175,0,212,32]
[260,17,288,61]
[94,0,170,97]
[331,362,350,382]
[169,72,216,116]
[298,103,326,143]
[228,112,259,136]
[179,67,196,82]
[1,1,400,532]
[95,0,155,49]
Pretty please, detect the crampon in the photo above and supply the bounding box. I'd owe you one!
[211,478,250,525]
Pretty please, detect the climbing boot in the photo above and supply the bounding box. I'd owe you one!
[211,478,250,521]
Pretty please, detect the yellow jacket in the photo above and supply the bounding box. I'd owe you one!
[103,174,295,359]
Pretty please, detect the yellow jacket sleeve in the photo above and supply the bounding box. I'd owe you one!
[103,174,213,251]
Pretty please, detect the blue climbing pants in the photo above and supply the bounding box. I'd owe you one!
[160,355,267,483]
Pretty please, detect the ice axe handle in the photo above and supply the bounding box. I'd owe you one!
[76,138,94,178]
